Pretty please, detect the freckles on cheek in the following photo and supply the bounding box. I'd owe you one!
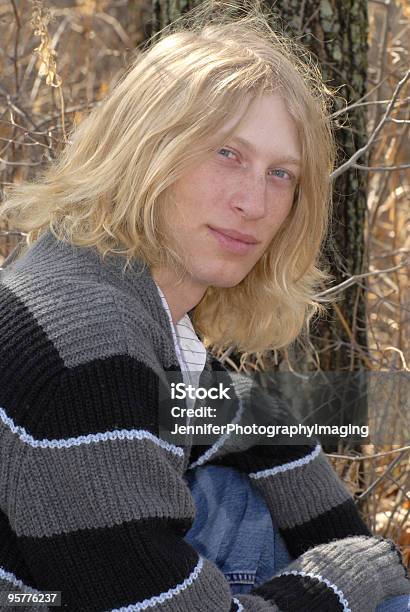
[270,198,293,227]
[273,189,295,215]
[198,180,226,209]
[265,204,292,234]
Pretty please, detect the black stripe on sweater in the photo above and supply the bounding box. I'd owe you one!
[251,572,345,611]
[0,283,186,438]
[0,509,37,588]
[280,497,371,557]
[48,355,181,438]
[16,517,197,612]
[2,353,183,439]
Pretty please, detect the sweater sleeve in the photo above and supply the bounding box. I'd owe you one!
[187,369,410,611]
[189,368,371,557]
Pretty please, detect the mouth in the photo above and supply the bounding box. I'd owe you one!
[207,226,259,255]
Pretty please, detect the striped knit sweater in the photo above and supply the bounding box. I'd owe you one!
[0,229,409,612]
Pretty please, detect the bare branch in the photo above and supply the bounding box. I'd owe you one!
[357,451,408,500]
[353,162,410,171]
[330,70,410,180]
[316,260,409,297]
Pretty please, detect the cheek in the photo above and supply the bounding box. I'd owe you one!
[266,190,295,222]
[260,192,295,242]
[174,166,226,212]
[195,168,227,204]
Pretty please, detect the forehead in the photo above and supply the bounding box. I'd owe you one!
[215,92,301,162]
[230,135,301,167]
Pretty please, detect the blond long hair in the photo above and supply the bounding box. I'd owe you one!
[0,0,338,355]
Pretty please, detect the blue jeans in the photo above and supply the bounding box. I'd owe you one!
[183,465,410,611]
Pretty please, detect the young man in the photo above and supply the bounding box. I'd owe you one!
[0,3,409,611]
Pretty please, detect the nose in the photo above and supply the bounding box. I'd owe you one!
[231,173,267,219]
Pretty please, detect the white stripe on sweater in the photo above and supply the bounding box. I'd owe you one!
[249,443,322,479]
[0,407,184,456]
[0,567,40,593]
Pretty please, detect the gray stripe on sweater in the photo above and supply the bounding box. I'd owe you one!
[251,450,352,529]
[6,431,192,537]
[1,230,179,372]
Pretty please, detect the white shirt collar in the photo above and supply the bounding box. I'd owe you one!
[154,282,207,375]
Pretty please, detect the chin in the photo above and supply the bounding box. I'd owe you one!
[208,269,250,288]
[189,259,252,288]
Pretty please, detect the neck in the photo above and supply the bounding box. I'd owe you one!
[151,267,207,325]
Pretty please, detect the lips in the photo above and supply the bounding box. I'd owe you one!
[207,225,259,244]
[207,226,259,255]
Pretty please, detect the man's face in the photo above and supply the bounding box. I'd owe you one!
[162,92,301,290]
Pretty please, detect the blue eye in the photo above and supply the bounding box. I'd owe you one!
[218,148,236,159]
[218,148,293,181]
[269,168,292,180]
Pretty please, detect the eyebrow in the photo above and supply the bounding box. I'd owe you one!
[230,136,301,167]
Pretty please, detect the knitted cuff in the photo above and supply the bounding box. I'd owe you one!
[250,535,410,612]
